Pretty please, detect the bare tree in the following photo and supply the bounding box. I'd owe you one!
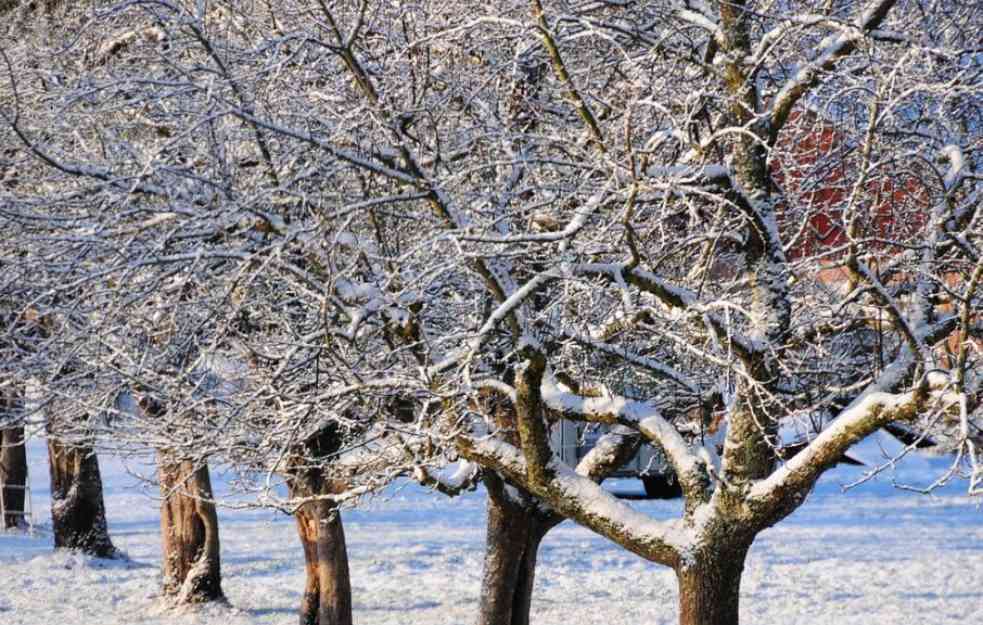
[3,285,47,553]
[2,3,980,625]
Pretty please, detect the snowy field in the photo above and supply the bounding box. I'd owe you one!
[1,435,981,625]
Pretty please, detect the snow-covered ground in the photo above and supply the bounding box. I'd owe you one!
[1,434,981,625]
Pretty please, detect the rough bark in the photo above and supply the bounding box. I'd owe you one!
[477,473,559,625]
[474,420,643,625]
[289,476,352,625]
[286,423,352,625]
[158,456,224,604]
[294,498,321,625]
[47,437,116,557]
[0,425,28,529]
[676,544,750,625]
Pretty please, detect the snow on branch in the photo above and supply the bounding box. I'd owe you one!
[574,426,641,482]
[767,0,899,144]
[675,5,724,46]
[540,374,709,502]
[413,461,480,497]
[749,371,960,512]
[556,326,699,394]
[573,263,760,360]
[456,184,612,244]
[457,434,688,566]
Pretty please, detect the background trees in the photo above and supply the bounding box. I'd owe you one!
[0,421,28,530]
[1,1,981,625]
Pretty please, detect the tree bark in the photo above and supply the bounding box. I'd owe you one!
[675,545,749,625]
[286,422,353,625]
[0,425,28,530]
[47,437,116,557]
[289,477,352,625]
[158,456,224,604]
[477,474,558,625]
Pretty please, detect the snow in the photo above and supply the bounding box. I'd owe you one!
[941,144,966,191]
[2,437,981,625]
[540,373,701,484]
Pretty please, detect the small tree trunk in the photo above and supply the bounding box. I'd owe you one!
[0,425,28,530]
[477,475,558,625]
[158,456,223,604]
[290,478,352,625]
[675,545,749,625]
[47,438,116,557]
[295,500,321,625]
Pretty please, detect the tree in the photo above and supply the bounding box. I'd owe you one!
[475,424,639,625]
[139,397,224,604]
[3,2,980,625]
[157,456,224,603]
[0,404,28,530]
[1,297,41,534]
[8,307,117,557]
[286,425,353,625]
[46,425,117,557]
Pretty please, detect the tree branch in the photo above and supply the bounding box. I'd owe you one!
[540,374,710,504]
[457,435,686,566]
[767,0,900,145]
[749,371,958,517]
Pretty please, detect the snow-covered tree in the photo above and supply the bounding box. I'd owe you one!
[3,1,981,624]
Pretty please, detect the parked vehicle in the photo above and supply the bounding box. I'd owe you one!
[550,421,681,498]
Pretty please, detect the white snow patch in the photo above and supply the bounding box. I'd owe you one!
[1,437,980,624]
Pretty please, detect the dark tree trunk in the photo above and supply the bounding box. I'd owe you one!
[286,423,353,625]
[289,477,352,625]
[477,474,558,625]
[675,545,749,625]
[47,437,116,557]
[158,456,224,604]
[0,425,28,530]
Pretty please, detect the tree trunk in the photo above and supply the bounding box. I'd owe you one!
[47,437,116,557]
[675,545,749,625]
[0,425,28,530]
[158,456,224,604]
[477,475,558,625]
[290,478,352,625]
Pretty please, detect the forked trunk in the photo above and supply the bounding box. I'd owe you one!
[47,437,115,557]
[290,478,352,625]
[478,476,558,625]
[158,456,223,603]
[0,426,28,530]
[675,545,749,625]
